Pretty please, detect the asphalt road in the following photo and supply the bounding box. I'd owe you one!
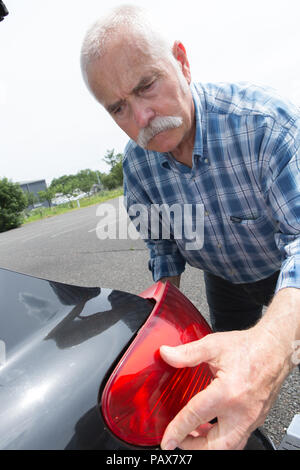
[0,196,299,449]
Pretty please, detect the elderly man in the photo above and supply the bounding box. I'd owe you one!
[81,5,300,450]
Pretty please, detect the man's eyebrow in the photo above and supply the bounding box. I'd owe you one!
[132,74,157,94]
[106,73,159,114]
[106,99,125,114]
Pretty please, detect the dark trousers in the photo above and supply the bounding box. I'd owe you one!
[204,271,280,332]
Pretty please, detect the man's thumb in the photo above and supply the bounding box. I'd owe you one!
[160,337,213,368]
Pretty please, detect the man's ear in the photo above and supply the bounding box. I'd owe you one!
[172,40,192,84]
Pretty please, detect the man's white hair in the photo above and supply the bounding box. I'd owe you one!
[80,4,173,73]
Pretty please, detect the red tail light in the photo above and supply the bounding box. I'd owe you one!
[101,281,213,446]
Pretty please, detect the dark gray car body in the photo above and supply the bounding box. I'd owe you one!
[0,267,153,449]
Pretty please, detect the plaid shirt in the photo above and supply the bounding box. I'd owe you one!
[123,81,300,292]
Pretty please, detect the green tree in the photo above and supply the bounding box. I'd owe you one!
[101,149,123,189]
[104,149,123,168]
[25,191,38,207]
[38,188,55,207]
[49,170,99,196]
[0,178,27,232]
[76,170,97,193]
[62,178,80,199]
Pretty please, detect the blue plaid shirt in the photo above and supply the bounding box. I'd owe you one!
[123,81,300,292]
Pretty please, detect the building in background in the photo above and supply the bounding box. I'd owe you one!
[18,179,49,208]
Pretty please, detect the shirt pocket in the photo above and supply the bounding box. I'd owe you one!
[229,213,265,226]
[228,212,279,249]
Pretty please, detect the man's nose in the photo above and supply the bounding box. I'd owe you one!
[132,101,155,129]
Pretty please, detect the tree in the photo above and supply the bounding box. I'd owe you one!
[38,188,55,207]
[76,170,96,194]
[0,178,27,232]
[25,191,38,207]
[49,169,99,196]
[50,175,73,193]
[101,149,123,189]
[104,149,123,168]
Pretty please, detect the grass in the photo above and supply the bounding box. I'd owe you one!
[23,187,124,225]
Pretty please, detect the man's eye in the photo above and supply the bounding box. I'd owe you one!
[113,105,124,116]
[141,81,155,93]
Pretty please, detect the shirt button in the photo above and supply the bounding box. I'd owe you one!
[217,243,222,249]
[204,158,209,164]
[205,211,209,216]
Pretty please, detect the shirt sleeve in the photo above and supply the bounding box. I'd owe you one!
[264,117,300,292]
[123,157,186,282]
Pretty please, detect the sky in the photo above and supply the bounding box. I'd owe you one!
[0,0,300,186]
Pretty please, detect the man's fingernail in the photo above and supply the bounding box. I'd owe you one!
[161,345,177,355]
[162,440,178,450]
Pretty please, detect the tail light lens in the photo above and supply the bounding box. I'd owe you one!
[101,281,213,446]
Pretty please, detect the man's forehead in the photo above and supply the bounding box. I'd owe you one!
[88,55,164,106]
[104,30,156,68]
[86,31,172,106]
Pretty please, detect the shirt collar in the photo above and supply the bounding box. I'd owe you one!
[191,82,204,157]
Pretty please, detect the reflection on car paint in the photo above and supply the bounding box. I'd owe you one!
[0,267,153,449]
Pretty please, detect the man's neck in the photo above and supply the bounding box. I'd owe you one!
[171,144,194,168]
[171,125,195,168]
[170,103,196,169]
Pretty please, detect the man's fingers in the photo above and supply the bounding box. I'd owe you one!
[160,378,223,450]
[177,434,208,450]
[178,431,249,451]
[160,336,214,368]
[188,422,214,438]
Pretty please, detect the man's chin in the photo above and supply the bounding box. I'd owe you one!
[144,142,174,153]
[143,131,180,153]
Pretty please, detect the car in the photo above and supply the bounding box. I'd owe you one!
[0,266,276,450]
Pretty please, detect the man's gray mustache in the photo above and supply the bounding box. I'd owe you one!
[137,116,183,148]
